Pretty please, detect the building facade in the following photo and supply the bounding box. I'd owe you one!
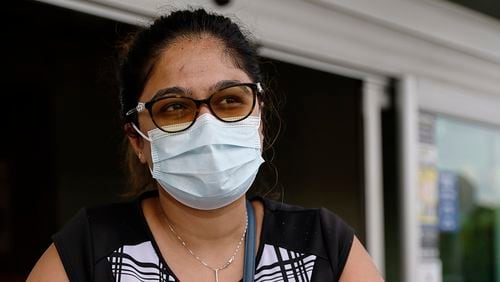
[33,0,500,281]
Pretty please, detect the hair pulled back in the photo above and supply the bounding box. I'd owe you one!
[118,8,281,196]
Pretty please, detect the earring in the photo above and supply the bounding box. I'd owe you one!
[138,152,144,162]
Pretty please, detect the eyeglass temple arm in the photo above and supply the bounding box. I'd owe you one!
[256,82,263,94]
[125,102,151,141]
[125,102,146,117]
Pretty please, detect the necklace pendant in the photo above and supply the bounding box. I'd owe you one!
[215,269,219,282]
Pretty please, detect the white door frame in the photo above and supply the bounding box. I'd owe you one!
[399,76,420,282]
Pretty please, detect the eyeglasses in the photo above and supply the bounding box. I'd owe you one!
[126,82,263,133]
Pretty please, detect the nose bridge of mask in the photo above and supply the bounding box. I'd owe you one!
[148,114,261,161]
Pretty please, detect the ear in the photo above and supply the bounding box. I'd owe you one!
[124,123,147,164]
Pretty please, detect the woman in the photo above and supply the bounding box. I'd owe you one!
[28,9,383,281]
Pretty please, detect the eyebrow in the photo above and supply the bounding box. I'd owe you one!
[151,80,243,100]
[152,86,191,100]
[211,80,242,91]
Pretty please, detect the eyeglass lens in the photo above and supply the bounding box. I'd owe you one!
[150,85,255,132]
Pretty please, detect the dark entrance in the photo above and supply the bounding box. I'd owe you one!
[261,60,366,241]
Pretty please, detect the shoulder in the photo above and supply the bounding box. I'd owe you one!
[54,198,146,253]
[259,197,354,242]
[340,236,384,281]
[257,198,355,279]
[51,194,151,281]
[27,243,69,282]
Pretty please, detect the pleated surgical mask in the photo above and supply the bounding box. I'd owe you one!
[140,113,264,210]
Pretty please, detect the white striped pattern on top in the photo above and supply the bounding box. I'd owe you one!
[254,244,316,282]
[107,242,316,281]
[107,241,175,282]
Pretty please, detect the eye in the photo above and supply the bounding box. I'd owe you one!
[152,97,194,117]
[161,102,187,112]
[218,95,243,105]
[210,86,254,121]
[213,86,249,107]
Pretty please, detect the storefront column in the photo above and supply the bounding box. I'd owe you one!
[399,76,420,282]
[363,77,387,274]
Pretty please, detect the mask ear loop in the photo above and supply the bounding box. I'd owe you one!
[131,123,152,142]
[130,123,155,175]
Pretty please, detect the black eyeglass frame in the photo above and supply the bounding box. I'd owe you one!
[125,82,263,133]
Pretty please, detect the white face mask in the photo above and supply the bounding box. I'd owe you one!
[138,113,264,210]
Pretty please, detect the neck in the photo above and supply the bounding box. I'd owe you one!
[156,187,248,244]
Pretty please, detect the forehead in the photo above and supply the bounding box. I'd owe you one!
[140,35,250,100]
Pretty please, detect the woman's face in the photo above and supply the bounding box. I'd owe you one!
[130,34,260,166]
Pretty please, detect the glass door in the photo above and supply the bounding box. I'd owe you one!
[419,113,500,281]
[400,76,500,282]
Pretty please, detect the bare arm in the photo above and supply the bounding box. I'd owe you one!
[339,236,384,281]
[27,243,69,282]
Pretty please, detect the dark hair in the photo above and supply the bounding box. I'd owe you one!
[118,8,282,196]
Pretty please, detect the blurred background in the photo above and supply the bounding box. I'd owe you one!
[1,0,500,281]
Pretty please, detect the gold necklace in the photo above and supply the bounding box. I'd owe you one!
[164,212,248,282]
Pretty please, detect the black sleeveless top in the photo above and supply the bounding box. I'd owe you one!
[53,191,354,281]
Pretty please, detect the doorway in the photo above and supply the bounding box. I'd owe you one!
[261,59,366,241]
